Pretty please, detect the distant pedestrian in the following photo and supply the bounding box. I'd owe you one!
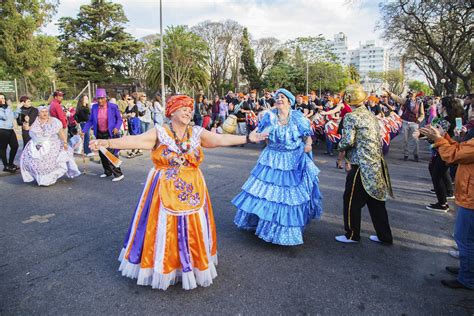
[16,95,38,148]
[0,93,19,173]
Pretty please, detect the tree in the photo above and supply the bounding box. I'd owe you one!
[285,36,337,63]
[309,62,349,94]
[192,20,243,95]
[365,70,404,95]
[347,64,360,83]
[56,0,143,86]
[146,25,209,94]
[123,34,158,92]
[240,28,261,90]
[379,0,472,94]
[253,37,280,83]
[0,0,59,97]
[408,80,433,95]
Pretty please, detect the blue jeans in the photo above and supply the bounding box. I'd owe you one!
[80,122,91,154]
[454,205,474,289]
[325,135,334,154]
[140,121,151,133]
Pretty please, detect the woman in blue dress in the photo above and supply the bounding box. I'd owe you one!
[232,88,323,246]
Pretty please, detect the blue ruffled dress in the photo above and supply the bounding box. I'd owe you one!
[232,109,323,246]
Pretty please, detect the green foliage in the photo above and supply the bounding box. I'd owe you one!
[285,36,337,63]
[56,0,143,87]
[408,80,433,95]
[240,28,261,90]
[146,25,209,94]
[0,0,59,97]
[347,64,360,83]
[264,41,349,96]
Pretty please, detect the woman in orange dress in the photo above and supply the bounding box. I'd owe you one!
[90,95,267,290]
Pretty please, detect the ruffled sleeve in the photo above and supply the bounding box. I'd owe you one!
[293,110,312,137]
[257,110,277,133]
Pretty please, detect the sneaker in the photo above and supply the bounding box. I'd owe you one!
[369,235,382,243]
[426,203,449,212]
[446,195,455,200]
[2,165,16,173]
[448,250,459,259]
[86,152,95,157]
[335,235,359,243]
[112,174,124,182]
[9,163,20,170]
[99,174,111,178]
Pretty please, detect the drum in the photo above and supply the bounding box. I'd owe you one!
[246,111,258,131]
[222,114,238,134]
[311,113,327,136]
[324,120,341,144]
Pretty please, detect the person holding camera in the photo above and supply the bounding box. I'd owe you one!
[17,96,38,148]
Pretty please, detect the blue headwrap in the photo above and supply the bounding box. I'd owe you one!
[275,88,295,106]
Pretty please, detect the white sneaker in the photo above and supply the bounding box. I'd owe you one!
[446,195,455,200]
[335,235,358,243]
[448,250,459,259]
[112,175,124,182]
[99,174,109,178]
[369,235,382,243]
[86,153,95,157]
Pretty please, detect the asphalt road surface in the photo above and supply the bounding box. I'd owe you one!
[1,137,472,315]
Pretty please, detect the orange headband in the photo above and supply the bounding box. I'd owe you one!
[165,95,194,118]
[367,95,379,103]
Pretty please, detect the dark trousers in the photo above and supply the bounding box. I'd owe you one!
[97,131,122,177]
[429,155,453,205]
[0,128,19,167]
[343,165,393,243]
[21,130,31,148]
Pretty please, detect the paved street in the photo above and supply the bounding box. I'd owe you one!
[0,137,472,315]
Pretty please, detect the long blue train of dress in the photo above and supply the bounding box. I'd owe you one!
[232,109,323,246]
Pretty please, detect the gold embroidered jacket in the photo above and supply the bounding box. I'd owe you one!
[339,105,393,201]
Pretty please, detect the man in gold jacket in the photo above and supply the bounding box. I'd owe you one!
[335,84,393,244]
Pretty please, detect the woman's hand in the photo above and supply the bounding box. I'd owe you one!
[304,143,312,153]
[419,125,444,141]
[63,143,68,151]
[89,139,109,152]
[248,129,269,143]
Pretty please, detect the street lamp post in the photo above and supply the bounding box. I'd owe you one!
[306,58,309,95]
[160,0,165,102]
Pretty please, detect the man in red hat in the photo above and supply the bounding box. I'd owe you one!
[49,90,67,135]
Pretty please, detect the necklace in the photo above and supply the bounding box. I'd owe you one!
[170,123,191,154]
[277,111,290,125]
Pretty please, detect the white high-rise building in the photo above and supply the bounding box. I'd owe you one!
[329,32,350,65]
[328,33,389,75]
[357,40,389,76]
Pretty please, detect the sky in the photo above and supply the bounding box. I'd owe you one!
[43,0,385,49]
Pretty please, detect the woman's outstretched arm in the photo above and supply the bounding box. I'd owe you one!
[89,128,158,151]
